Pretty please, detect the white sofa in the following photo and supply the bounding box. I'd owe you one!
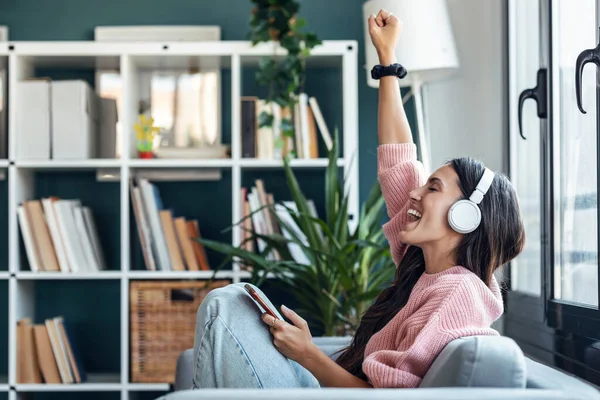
[158,335,600,400]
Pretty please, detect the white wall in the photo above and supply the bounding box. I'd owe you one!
[421,0,507,334]
[423,0,507,173]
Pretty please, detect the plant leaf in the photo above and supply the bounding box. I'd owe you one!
[282,156,322,251]
[258,110,274,127]
[325,127,339,235]
[333,187,350,244]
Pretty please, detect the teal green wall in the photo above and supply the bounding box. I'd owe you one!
[0,0,417,392]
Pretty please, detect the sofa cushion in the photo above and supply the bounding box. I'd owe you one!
[419,336,526,388]
[175,349,194,391]
[312,336,352,361]
[525,357,600,398]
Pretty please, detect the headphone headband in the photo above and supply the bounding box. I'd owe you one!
[468,168,495,204]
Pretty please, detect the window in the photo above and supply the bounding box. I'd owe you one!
[509,0,542,296]
[506,0,600,385]
[552,0,598,307]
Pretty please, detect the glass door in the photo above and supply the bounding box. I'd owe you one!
[509,0,544,297]
[551,0,598,308]
[510,0,600,309]
[506,0,600,384]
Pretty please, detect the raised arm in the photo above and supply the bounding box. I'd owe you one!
[368,10,413,145]
[368,9,425,266]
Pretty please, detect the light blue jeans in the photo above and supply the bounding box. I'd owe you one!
[191,282,321,389]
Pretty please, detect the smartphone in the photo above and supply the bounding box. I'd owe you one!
[244,284,280,320]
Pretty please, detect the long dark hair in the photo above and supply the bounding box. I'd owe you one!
[334,157,526,380]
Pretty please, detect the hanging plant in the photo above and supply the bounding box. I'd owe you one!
[248,0,322,157]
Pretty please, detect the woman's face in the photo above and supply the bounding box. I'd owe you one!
[398,165,465,246]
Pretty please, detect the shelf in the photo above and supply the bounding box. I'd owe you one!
[14,373,121,392]
[239,40,355,67]
[11,158,345,170]
[15,271,122,280]
[14,271,236,280]
[14,159,122,170]
[240,158,344,169]
[7,40,356,56]
[127,270,236,280]
[128,158,232,168]
[2,39,358,396]
[130,53,230,69]
[124,382,171,391]
[238,270,278,280]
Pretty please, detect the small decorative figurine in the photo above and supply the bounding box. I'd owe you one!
[134,114,159,159]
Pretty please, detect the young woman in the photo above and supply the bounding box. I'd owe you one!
[190,8,525,390]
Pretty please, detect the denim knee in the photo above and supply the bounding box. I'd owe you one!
[197,283,246,317]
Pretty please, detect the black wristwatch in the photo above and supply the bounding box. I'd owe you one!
[370,63,408,80]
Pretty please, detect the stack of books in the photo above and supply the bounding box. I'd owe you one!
[17,316,87,384]
[241,93,333,160]
[130,178,210,271]
[17,198,106,273]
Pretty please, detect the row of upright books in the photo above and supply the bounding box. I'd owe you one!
[18,198,106,273]
[240,179,316,267]
[17,316,87,384]
[130,178,210,271]
[241,93,333,160]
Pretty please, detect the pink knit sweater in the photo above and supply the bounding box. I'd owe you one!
[361,143,504,388]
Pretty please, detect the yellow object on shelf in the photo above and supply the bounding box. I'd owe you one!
[133,114,160,154]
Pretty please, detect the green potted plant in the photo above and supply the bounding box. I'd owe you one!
[199,132,395,336]
[248,0,322,157]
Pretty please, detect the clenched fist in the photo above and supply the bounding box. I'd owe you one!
[368,8,402,64]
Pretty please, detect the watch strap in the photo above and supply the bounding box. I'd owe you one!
[371,63,408,80]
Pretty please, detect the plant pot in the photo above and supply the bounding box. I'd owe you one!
[138,150,153,159]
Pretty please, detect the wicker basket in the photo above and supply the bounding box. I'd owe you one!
[130,279,230,383]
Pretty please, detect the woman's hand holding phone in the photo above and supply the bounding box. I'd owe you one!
[246,285,370,388]
[244,284,317,364]
[260,304,317,366]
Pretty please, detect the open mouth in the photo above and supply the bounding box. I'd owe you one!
[407,208,422,222]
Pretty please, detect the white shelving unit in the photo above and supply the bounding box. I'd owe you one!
[0,39,359,400]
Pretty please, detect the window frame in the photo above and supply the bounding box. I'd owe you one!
[505,0,600,385]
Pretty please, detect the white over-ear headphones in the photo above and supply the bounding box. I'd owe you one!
[447,168,495,234]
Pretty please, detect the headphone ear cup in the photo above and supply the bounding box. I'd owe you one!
[448,200,482,234]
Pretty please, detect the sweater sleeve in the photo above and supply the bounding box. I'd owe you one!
[377,143,426,266]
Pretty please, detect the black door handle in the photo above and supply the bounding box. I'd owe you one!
[518,68,547,140]
[575,37,600,114]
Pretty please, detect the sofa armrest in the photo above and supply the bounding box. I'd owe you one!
[175,349,194,391]
[160,388,571,400]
